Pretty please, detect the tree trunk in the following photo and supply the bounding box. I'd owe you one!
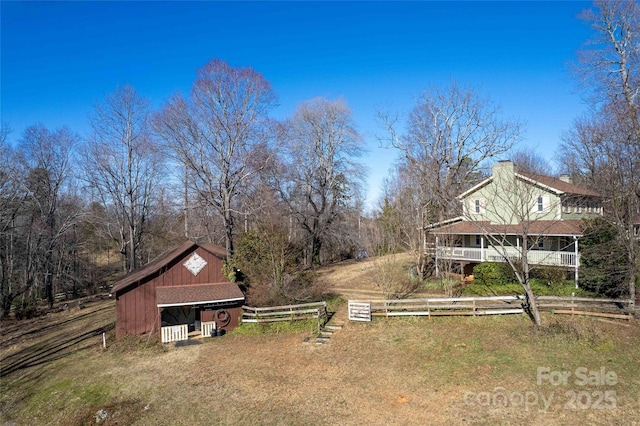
[223,193,234,259]
[1,292,15,318]
[629,273,636,316]
[523,282,542,326]
[45,272,54,309]
[311,234,322,267]
[129,222,136,272]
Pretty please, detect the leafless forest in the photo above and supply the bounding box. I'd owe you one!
[1,1,638,314]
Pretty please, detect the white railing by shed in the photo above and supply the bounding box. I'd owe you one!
[161,324,188,343]
[201,321,217,337]
[436,246,579,267]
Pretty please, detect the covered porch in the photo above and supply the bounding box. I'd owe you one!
[435,239,579,267]
[157,283,244,344]
[426,220,583,287]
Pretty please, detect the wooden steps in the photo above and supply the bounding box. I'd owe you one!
[305,321,345,345]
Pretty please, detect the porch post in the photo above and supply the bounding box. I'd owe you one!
[573,236,579,289]
[480,236,484,261]
[435,236,439,277]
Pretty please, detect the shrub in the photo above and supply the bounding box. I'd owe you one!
[473,262,516,286]
[530,266,569,285]
[13,299,40,320]
[579,218,632,297]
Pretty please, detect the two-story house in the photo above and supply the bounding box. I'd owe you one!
[425,161,602,286]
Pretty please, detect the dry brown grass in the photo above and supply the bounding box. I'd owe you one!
[2,258,640,425]
[319,252,420,299]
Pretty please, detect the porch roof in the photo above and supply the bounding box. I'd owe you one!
[156,283,244,308]
[429,219,584,237]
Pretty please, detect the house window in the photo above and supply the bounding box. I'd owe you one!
[537,239,545,249]
[471,198,485,214]
[475,235,481,246]
[537,196,544,212]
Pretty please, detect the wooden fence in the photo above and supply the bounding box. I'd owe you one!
[537,296,634,319]
[242,301,328,331]
[348,295,633,322]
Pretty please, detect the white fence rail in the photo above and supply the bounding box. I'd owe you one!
[161,324,188,343]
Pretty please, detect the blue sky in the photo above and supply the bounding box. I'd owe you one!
[2,1,593,208]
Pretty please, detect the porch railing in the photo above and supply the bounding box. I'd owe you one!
[160,324,188,343]
[436,246,579,267]
[201,321,217,338]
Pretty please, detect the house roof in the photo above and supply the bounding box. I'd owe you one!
[430,220,585,237]
[156,283,244,307]
[457,169,601,200]
[111,240,227,294]
[517,172,601,197]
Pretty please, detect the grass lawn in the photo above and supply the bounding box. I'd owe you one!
[2,295,639,425]
[2,253,639,425]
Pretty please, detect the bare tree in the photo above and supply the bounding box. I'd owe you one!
[0,122,10,145]
[377,82,521,277]
[511,149,552,175]
[562,0,640,309]
[271,98,366,266]
[83,85,163,272]
[0,125,85,314]
[373,254,422,299]
[0,125,26,316]
[378,82,521,222]
[18,125,81,308]
[154,59,277,259]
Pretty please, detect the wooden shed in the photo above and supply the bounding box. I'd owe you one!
[112,241,245,342]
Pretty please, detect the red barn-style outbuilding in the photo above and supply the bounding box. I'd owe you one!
[112,241,244,341]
